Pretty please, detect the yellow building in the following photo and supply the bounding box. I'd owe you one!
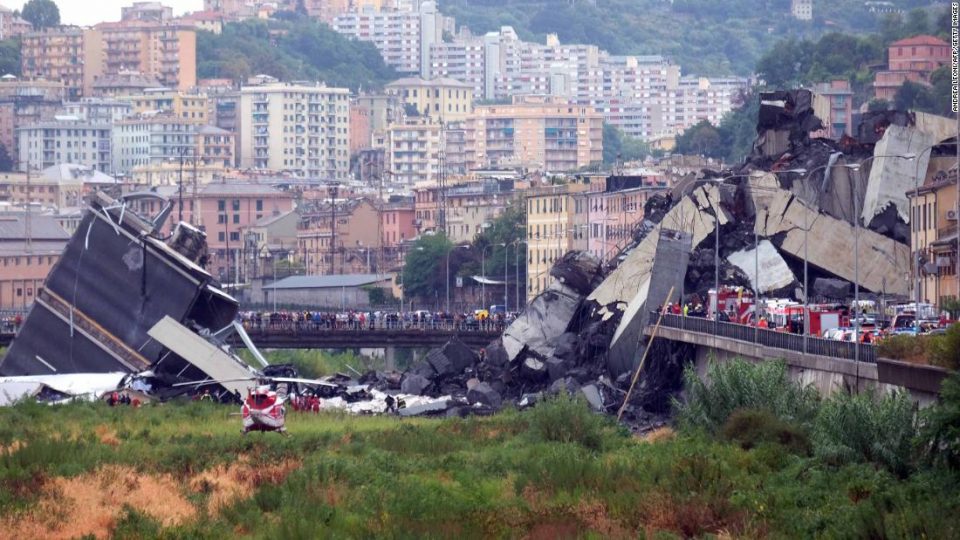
[525,180,590,296]
[123,90,210,124]
[385,77,474,124]
[386,116,442,185]
[909,158,959,309]
[466,95,603,172]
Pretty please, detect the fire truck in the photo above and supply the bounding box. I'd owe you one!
[763,300,848,335]
[707,287,755,324]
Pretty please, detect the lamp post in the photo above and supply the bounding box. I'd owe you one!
[445,244,470,313]
[512,239,527,313]
[842,153,916,371]
[710,173,757,323]
[481,243,504,308]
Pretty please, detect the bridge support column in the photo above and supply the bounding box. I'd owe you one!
[385,347,397,372]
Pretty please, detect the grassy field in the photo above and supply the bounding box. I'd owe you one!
[1,379,959,540]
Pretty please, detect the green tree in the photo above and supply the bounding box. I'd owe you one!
[0,38,20,77]
[20,0,60,30]
[466,202,527,305]
[893,80,939,114]
[401,233,453,302]
[0,143,12,172]
[602,124,649,165]
[675,120,727,159]
[867,98,890,112]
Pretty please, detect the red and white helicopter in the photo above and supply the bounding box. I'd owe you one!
[175,375,338,434]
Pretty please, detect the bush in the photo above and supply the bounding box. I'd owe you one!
[813,390,917,476]
[929,324,960,370]
[527,394,610,451]
[918,372,960,469]
[877,335,931,363]
[720,408,811,455]
[674,359,820,434]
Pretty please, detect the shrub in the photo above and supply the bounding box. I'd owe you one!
[674,359,820,434]
[527,394,610,451]
[720,408,811,455]
[877,335,931,363]
[813,390,917,476]
[918,372,960,469]
[929,324,960,370]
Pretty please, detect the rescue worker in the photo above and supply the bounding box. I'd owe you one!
[384,394,397,414]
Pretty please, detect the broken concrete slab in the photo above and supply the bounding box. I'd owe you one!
[726,240,798,295]
[441,338,477,373]
[467,382,502,409]
[400,374,431,395]
[862,124,933,224]
[756,189,910,295]
[581,384,604,412]
[813,277,852,300]
[399,399,451,417]
[546,357,567,382]
[549,251,603,295]
[522,357,548,381]
[590,183,727,307]
[607,228,691,376]
[502,281,582,361]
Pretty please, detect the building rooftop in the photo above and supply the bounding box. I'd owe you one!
[890,35,949,48]
[264,274,391,290]
[39,164,118,185]
[386,77,473,89]
[199,183,290,196]
[0,212,70,241]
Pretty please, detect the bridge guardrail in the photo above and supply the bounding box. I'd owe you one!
[240,320,506,334]
[658,313,876,363]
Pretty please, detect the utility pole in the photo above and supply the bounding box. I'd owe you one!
[24,165,31,254]
[178,149,184,223]
[330,184,338,275]
[192,148,199,226]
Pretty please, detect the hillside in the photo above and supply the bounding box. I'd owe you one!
[197,18,397,91]
[441,0,935,76]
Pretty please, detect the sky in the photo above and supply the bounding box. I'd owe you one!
[7,0,202,26]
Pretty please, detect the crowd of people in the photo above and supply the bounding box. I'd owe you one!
[237,310,512,332]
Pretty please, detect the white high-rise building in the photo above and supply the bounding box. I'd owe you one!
[238,83,350,179]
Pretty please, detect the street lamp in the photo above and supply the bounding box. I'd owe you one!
[445,244,470,313]
[843,153,916,371]
[512,239,527,313]
[481,242,504,308]
[709,173,760,323]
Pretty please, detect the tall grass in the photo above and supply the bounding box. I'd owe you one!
[674,359,820,434]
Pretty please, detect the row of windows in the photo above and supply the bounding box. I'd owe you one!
[1,255,56,266]
[217,199,264,212]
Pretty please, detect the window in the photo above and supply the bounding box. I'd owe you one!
[230,232,240,242]
[218,232,225,241]
[218,214,226,224]
[232,200,240,211]
[256,199,263,211]
[217,199,225,211]
[233,214,239,224]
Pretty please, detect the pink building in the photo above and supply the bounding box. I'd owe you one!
[586,176,667,264]
[349,101,372,155]
[0,213,69,310]
[874,35,949,101]
[381,201,416,247]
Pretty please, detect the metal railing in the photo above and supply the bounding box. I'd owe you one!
[657,313,876,363]
[240,319,506,334]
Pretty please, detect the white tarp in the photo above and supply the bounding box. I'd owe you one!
[727,240,797,294]
[862,124,933,223]
[0,372,127,405]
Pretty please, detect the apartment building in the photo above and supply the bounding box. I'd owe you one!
[525,181,589,296]
[585,176,666,264]
[90,71,163,98]
[112,114,233,174]
[0,163,115,210]
[0,78,66,168]
[60,98,132,123]
[875,35,950,101]
[238,83,351,179]
[465,95,603,172]
[20,27,94,100]
[297,198,380,275]
[386,116,441,185]
[18,120,113,173]
[123,90,210,123]
[122,2,174,22]
[0,6,32,40]
[909,158,959,309]
[381,200,416,247]
[91,21,197,92]
[331,1,445,76]
[414,177,516,237]
[385,77,474,124]
[811,80,854,139]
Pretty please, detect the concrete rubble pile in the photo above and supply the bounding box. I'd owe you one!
[379,91,956,428]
